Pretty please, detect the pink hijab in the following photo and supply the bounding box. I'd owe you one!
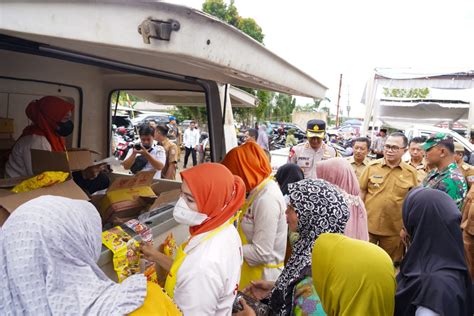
[316,158,369,241]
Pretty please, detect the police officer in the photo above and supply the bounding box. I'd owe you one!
[454,142,474,188]
[288,119,336,178]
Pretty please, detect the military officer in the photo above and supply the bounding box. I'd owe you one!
[288,119,336,179]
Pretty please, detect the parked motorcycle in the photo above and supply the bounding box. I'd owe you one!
[113,127,134,160]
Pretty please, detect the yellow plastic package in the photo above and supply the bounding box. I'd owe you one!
[102,227,140,282]
[12,171,69,193]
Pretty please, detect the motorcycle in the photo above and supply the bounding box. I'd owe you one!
[113,127,134,160]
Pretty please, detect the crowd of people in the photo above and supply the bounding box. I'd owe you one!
[1,96,473,315]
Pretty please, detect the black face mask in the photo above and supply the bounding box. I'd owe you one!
[56,120,74,137]
[142,144,152,150]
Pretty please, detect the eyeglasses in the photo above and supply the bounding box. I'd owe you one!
[384,144,405,151]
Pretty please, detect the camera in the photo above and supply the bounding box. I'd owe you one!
[134,143,142,150]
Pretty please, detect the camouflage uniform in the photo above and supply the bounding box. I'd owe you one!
[423,162,467,210]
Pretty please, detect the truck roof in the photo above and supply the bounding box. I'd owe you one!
[0,1,327,98]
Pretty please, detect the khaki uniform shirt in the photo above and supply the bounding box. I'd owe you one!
[404,158,429,184]
[347,156,370,180]
[359,159,418,236]
[288,142,336,179]
[161,138,178,180]
[459,162,474,188]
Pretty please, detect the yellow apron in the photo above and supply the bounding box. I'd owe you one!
[164,213,239,298]
[238,177,284,289]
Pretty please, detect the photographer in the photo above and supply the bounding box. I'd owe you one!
[122,125,166,179]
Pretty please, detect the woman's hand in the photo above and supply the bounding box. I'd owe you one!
[140,243,162,262]
[233,298,256,316]
[242,280,275,300]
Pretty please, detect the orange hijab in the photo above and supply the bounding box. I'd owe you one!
[181,163,245,236]
[221,142,272,192]
[21,96,74,152]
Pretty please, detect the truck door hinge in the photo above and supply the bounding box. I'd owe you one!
[138,18,180,44]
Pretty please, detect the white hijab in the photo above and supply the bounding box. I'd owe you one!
[0,195,147,316]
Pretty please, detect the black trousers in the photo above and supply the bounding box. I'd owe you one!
[184,147,197,167]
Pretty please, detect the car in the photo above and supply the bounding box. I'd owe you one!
[131,112,171,126]
[112,115,134,136]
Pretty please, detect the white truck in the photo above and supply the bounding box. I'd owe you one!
[0,1,327,279]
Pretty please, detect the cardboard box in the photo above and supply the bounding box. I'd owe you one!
[31,148,98,173]
[99,171,157,223]
[0,180,89,226]
[149,179,181,210]
[0,118,14,134]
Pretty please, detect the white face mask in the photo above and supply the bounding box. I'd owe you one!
[173,197,208,226]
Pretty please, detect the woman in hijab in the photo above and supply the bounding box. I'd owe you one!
[396,188,472,316]
[0,195,180,315]
[275,163,305,252]
[311,233,396,316]
[256,124,269,151]
[316,157,369,241]
[5,96,108,194]
[6,96,74,177]
[222,141,287,289]
[275,163,304,196]
[243,178,350,315]
[142,163,246,315]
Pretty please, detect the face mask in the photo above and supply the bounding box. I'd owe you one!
[142,144,151,150]
[173,197,208,226]
[56,120,74,137]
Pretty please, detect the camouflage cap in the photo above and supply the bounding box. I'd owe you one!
[422,132,453,151]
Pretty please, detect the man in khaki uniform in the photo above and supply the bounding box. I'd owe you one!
[155,125,178,180]
[347,137,370,180]
[454,142,474,188]
[288,119,336,179]
[360,132,418,263]
[404,137,429,184]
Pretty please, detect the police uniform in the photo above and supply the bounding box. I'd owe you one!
[288,120,336,179]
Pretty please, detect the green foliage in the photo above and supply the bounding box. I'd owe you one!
[202,0,264,43]
[202,0,227,21]
[295,98,330,112]
[110,91,142,107]
[171,106,207,125]
[382,87,430,98]
[237,18,264,43]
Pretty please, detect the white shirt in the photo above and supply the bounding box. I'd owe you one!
[241,180,288,281]
[125,145,166,179]
[183,128,200,149]
[174,223,242,316]
[6,135,52,178]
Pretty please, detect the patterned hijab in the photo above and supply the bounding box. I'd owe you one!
[0,196,147,315]
[269,179,349,315]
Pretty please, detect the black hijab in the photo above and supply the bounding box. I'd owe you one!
[269,179,349,315]
[395,187,472,316]
[275,163,304,196]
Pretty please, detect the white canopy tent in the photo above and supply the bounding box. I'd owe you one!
[361,69,474,136]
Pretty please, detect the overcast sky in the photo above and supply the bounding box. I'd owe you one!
[167,0,474,117]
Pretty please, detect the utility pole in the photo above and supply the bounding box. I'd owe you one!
[335,74,343,128]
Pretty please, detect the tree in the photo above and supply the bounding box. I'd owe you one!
[202,0,266,123]
[295,97,330,112]
[202,0,227,21]
[202,0,264,43]
[382,87,430,98]
[238,18,264,43]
